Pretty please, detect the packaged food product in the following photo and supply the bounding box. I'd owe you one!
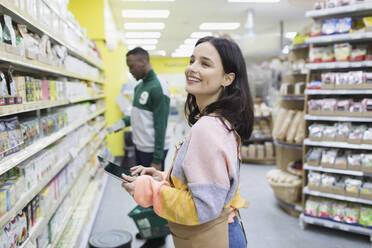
[322,18,338,35]
[308,171,322,188]
[348,125,366,143]
[321,72,336,86]
[336,99,352,112]
[347,153,362,170]
[325,0,339,8]
[331,201,347,222]
[362,98,372,113]
[345,178,362,195]
[323,125,338,140]
[363,129,372,143]
[335,72,349,86]
[309,124,324,140]
[321,150,338,167]
[272,108,287,139]
[294,112,306,144]
[335,151,347,169]
[306,148,323,165]
[308,99,323,111]
[286,111,302,143]
[348,71,364,85]
[322,46,335,62]
[344,204,360,224]
[307,80,322,90]
[2,15,16,47]
[351,46,367,61]
[334,43,352,61]
[349,102,364,113]
[309,47,323,63]
[322,98,337,111]
[362,154,372,172]
[305,198,320,216]
[360,182,372,198]
[311,21,323,37]
[336,17,352,34]
[276,110,295,141]
[359,207,372,227]
[318,200,332,218]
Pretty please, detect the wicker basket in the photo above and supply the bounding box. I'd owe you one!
[267,169,302,203]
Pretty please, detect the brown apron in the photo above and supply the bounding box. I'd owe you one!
[165,128,245,248]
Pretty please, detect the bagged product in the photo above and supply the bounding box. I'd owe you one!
[311,20,323,37]
[336,17,352,34]
[321,149,338,167]
[322,46,335,62]
[331,201,347,222]
[322,18,338,35]
[305,198,320,217]
[294,112,305,144]
[344,204,360,224]
[318,200,332,218]
[359,207,372,227]
[308,171,322,188]
[276,110,295,141]
[306,148,323,166]
[272,108,287,139]
[286,111,302,143]
[334,43,352,61]
[2,15,16,46]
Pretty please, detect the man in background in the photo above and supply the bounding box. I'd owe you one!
[108,47,170,247]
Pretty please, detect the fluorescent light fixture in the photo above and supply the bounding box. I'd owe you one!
[200,22,240,30]
[184,38,198,45]
[122,10,170,18]
[285,32,297,40]
[228,0,280,2]
[122,0,175,2]
[125,39,158,45]
[128,45,156,50]
[150,50,166,56]
[125,32,161,38]
[190,32,213,38]
[124,22,165,30]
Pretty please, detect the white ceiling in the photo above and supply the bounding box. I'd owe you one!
[109,0,317,57]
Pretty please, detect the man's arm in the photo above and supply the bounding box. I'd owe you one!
[151,86,170,166]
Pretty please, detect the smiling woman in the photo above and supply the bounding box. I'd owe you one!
[121,36,254,248]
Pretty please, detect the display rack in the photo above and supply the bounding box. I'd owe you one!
[0,0,104,70]
[301,4,372,240]
[0,2,108,246]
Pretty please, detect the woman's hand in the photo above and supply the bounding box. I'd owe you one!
[121,174,136,196]
[130,166,164,182]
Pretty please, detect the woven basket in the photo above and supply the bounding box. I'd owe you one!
[267,178,302,203]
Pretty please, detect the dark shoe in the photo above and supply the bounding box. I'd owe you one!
[136,232,144,240]
[140,237,166,248]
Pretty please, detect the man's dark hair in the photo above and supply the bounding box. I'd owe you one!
[126,47,150,62]
[184,36,254,140]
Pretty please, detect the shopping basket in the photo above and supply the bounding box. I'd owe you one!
[128,205,170,239]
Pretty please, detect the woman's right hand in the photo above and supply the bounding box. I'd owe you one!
[131,166,164,182]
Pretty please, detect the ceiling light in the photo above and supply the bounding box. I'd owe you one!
[121,0,175,2]
[125,39,158,45]
[124,22,165,30]
[125,32,161,38]
[228,0,280,2]
[285,32,297,40]
[122,10,170,18]
[200,22,240,30]
[150,50,167,56]
[190,32,213,38]
[184,38,198,45]
[128,45,156,50]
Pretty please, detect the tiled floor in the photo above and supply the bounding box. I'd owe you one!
[91,119,372,248]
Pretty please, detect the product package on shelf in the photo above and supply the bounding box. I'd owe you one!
[273,108,305,144]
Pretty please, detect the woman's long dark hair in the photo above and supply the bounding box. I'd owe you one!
[184,36,254,140]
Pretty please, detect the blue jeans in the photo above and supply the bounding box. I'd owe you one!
[229,216,247,248]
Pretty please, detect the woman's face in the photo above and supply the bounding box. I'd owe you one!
[185,42,226,99]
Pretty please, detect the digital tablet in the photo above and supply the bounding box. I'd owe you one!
[97,155,133,182]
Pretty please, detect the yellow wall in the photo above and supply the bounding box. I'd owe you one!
[98,41,128,156]
[68,0,105,40]
[151,57,189,74]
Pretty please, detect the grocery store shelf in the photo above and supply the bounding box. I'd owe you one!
[306,61,372,70]
[280,95,305,101]
[300,214,372,238]
[19,162,92,248]
[304,114,372,122]
[0,95,105,117]
[303,187,372,205]
[304,138,372,150]
[306,32,372,44]
[48,176,92,248]
[305,89,372,95]
[0,108,105,176]
[0,0,104,70]
[0,122,105,228]
[77,174,108,248]
[303,163,367,177]
[305,2,372,18]
[285,70,308,76]
[290,43,309,50]
[274,140,303,150]
[0,50,104,83]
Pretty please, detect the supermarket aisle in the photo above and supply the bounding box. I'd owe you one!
[91,119,371,248]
